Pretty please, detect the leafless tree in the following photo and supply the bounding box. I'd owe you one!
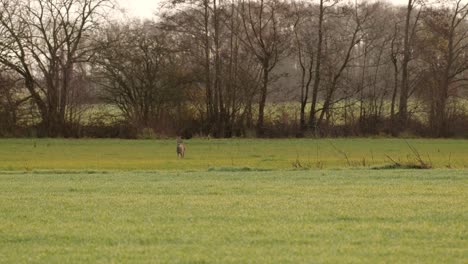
[398,0,423,130]
[291,1,315,134]
[421,0,468,136]
[94,21,190,132]
[0,69,31,135]
[237,0,291,136]
[313,2,376,134]
[0,0,112,136]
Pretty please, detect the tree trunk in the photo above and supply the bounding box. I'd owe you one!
[309,0,324,132]
[390,57,398,135]
[203,0,213,134]
[257,62,269,137]
[398,0,413,130]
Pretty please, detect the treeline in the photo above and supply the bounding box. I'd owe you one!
[0,0,467,138]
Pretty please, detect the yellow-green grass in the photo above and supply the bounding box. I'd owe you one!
[0,138,468,171]
[0,170,466,263]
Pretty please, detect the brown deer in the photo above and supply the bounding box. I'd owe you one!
[176,137,186,158]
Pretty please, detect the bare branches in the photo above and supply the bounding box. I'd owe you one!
[237,0,292,136]
[0,0,112,136]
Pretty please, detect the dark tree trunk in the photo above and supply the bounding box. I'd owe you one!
[257,62,269,137]
[398,0,413,130]
[309,0,324,133]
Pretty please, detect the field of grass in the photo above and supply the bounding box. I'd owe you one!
[0,170,466,263]
[0,138,467,171]
[0,138,466,262]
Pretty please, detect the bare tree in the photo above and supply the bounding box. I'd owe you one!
[308,0,329,133]
[95,21,190,131]
[390,18,402,132]
[0,0,111,136]
[421,0,468,136]
[352,2,395,134]
[398,0,423,130]
[291,1,315,134]
[238,0,291,136]
[314,2,376,134]
[0,69,31,135]
[161,0,263,137]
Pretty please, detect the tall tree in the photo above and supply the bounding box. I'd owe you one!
[0,0,111,136]
[315,2,375,133]
[238,0,290,136]
[95,21,189,130]
[308,0,328,133]
[422,0,468,136]
[398,0,422,130]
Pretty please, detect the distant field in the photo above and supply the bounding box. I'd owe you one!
[20,98,468,127]
[0,170,466,263]
[0,138,467,171]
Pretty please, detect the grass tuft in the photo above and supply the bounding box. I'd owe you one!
[372,163,432,170]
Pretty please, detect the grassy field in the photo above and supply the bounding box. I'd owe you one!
[0,170,466,263]
[0,138,467,263]
[0,138,467,171]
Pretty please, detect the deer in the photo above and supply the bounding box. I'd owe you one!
[176,137,186,158]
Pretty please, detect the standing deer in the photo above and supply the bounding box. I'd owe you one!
[176,137,186,158]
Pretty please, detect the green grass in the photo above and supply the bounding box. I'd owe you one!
[0,170,466,263]
[1,139,466,262]
[0,138,468,171]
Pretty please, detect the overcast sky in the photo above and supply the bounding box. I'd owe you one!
[117,0,410,19]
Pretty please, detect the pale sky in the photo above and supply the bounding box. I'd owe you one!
[117,0,410,19]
